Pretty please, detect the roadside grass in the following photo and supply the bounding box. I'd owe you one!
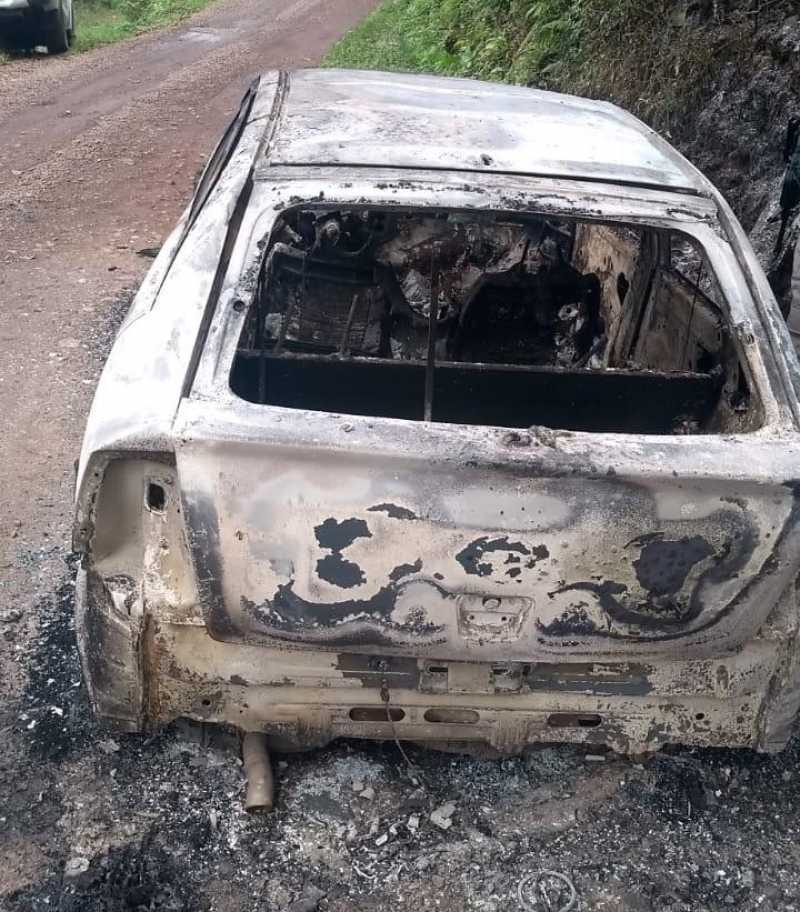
[324,0,796,138]
[74,0,216,53]
[324,0,427,74]
[0,0,215,58]
[73,0,129,51]
[323,0,580,81]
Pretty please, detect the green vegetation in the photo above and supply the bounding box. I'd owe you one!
[328,0,583,85]
[73,0,214,52]
[325,0,422,73]
[326,0,791,135]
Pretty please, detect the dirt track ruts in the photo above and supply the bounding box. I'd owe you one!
[0,0,376,895]
[0,0,377,688]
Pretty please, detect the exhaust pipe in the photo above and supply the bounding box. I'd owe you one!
[242,732,274,812]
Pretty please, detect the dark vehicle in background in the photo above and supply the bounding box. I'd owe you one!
[0,0,74,53]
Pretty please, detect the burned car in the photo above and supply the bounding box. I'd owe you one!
[75,70,800,776]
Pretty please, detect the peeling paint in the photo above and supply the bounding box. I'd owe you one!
[73,70,800,758]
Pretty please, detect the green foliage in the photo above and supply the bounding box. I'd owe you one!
[326,0,795,136]
[325,0,423,73]
[325,0,585,86]
[72,0,213,52]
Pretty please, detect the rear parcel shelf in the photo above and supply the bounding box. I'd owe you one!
[231,350,722,435]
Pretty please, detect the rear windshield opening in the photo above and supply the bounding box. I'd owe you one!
[230,206,761,435]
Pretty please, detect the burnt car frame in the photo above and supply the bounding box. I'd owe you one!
[75,70,800,760]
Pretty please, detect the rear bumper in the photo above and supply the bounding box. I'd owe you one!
[152,623,786,754]
[0,0,58,25]
[2,0,60,8]
[76,568,800,755]
[0,4,30,26]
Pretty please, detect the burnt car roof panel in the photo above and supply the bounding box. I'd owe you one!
[264,69,705,193]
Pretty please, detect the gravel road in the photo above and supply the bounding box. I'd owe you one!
[3,5,800,911]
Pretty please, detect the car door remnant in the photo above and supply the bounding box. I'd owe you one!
[74,70,800,769]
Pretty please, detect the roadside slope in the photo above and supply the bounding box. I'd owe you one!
[327,1,800,308]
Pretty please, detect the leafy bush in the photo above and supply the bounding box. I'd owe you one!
[73,0,211,51]
[326,0,585,84]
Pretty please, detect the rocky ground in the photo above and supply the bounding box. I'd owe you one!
[3,2,800,910]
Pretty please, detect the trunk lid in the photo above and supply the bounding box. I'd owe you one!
[175,411,797,662]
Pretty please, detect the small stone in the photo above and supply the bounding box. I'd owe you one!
[352,779,364,793]
[64,856,90,880]
[375,833,389,847]
[97,739,120,754]
[407,814,420,832]
[287,885,326,912]
[359,786,375,801]
[430,801,456,830]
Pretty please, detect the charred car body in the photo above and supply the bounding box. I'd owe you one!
[75,70,800,759]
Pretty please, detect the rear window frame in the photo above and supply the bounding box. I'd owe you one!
[188,171,790,438]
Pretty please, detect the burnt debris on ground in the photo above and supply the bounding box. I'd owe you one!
[18,552,94,763]
[4,574,800,912]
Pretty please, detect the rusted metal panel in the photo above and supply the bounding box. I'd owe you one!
[145,618,783,755]
[174,431,798,660]
[265,70,703,192]
[73,70,800,757]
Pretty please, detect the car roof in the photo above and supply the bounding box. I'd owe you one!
[262,69,707,195]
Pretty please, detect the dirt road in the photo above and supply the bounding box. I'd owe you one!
[3,6,800,911]
[0,0,376,696]
[0,0,395,902]
[0,0,376,555]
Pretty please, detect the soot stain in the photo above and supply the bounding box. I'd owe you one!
[316,553,366,589]
[456,537,547,577]
[389,559,423,582]
[314,517,372,551]
[538,605,598,637]
[314,518,373,590]
[241,577,446,647]
[367,503,418,520]
[630,533,714,597]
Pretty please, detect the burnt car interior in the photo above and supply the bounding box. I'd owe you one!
[230,206,760,434]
